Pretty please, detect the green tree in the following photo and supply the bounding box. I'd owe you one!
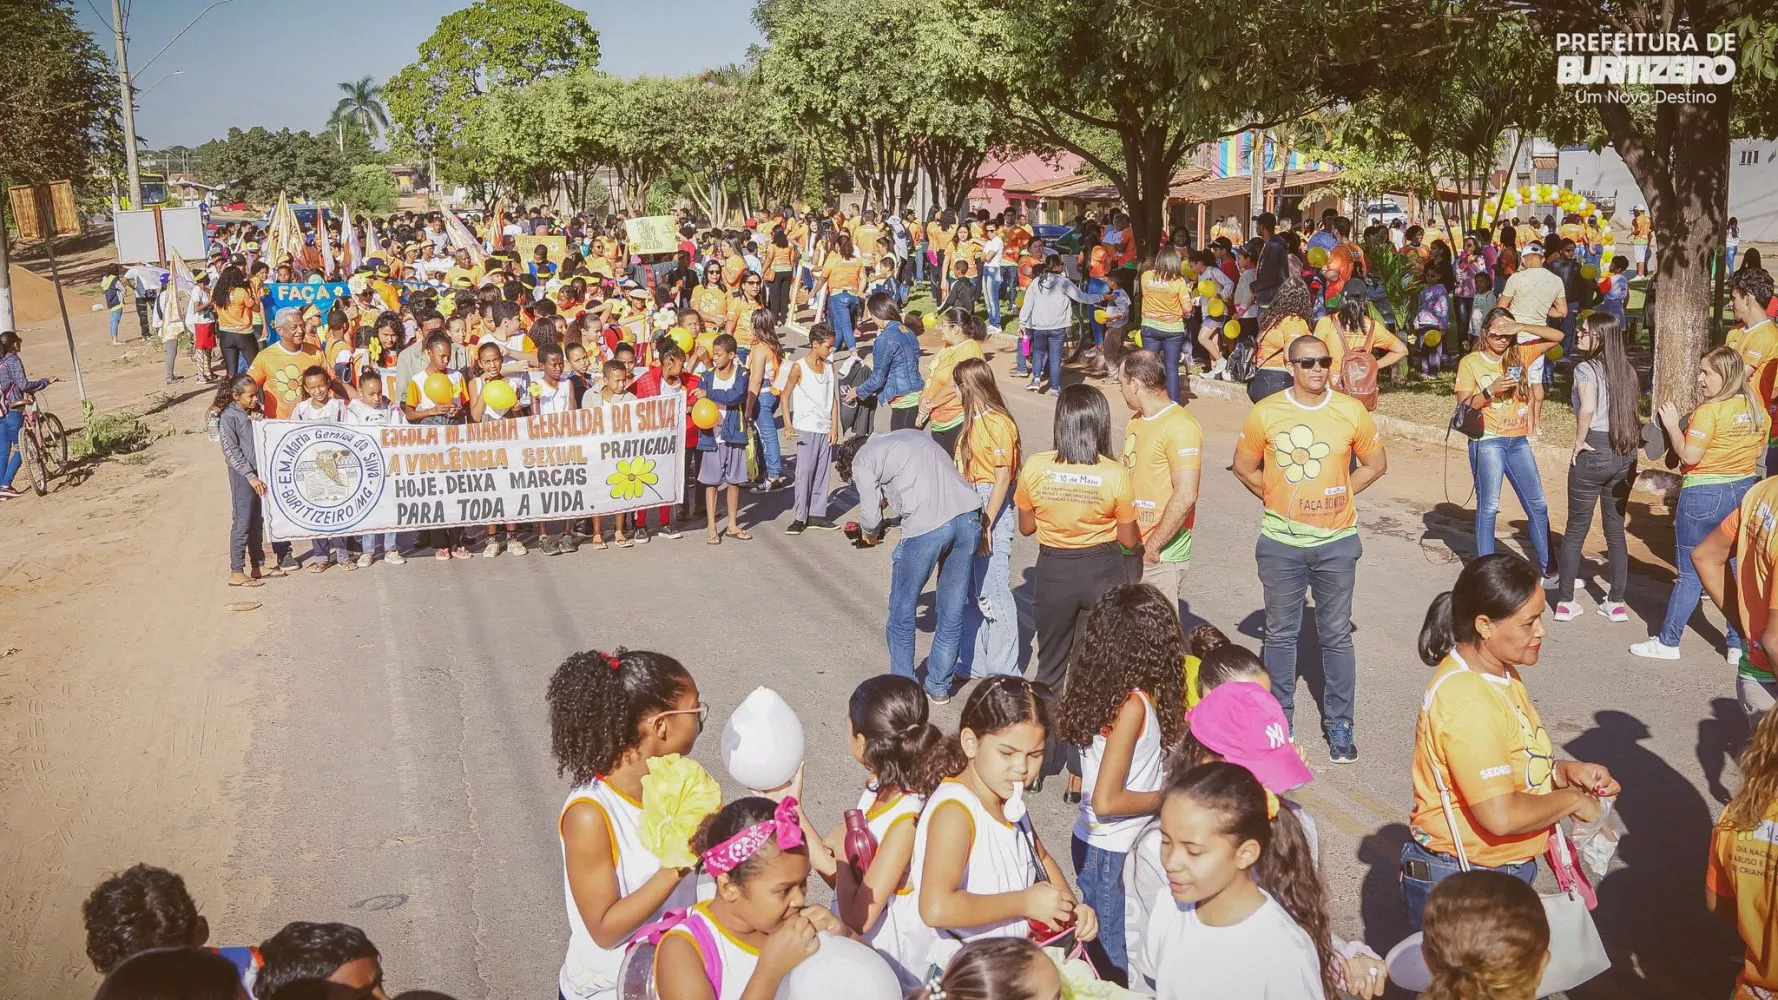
[333,163,399,213]
[384,0,599,197]
[0,0,122,187]
[200,127,350,204]
[332,76,389,142]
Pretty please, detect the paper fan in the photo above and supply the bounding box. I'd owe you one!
[638,753,722,869]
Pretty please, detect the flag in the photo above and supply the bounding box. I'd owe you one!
[364,211,384,263]
[316,203,336,279]
[342,206,363,274]
[443,210,487,263]
[489,200,505,254]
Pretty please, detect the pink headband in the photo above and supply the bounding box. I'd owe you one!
[701,797,804,876]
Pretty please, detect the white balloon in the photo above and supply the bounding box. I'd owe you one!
[721,687,805,792]
[775,934,901,1000]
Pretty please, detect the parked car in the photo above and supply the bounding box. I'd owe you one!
[256,205,336,231]
[1032,223,1080,256]
[1361,200,1409,226]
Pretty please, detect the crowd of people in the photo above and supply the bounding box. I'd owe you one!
[51,192,1778,1000]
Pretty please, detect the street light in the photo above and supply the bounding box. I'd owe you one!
[135,69,183,99]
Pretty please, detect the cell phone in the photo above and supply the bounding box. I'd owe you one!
[1505,366,1523,381]
[1401,858,1432,881]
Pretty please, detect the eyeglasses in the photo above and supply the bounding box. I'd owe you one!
[1291,356,1334,370]
[652,703,710,727]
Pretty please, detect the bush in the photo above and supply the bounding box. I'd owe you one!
[332,163,399,214]
[73,403,154,459]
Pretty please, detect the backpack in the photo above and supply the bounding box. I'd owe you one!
[103,275,125,309]
[1225,335,1258,384]
[1339,327,1380,411]
[616,909,723,1000]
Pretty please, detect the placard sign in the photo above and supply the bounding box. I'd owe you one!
[514,235,568,261]
[268,281,351,310]
[255,398,687,540]
[624,215,678,256]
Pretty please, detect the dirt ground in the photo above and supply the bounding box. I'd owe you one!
[0,249,1687,997]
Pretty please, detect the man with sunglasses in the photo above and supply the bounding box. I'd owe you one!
[1233,335,1387,763]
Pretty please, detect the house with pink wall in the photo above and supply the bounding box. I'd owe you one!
[967,152,1084,215]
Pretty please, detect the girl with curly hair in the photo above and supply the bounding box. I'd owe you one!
[1055,583,1186,984]
[1710,708,1778,995]
[1246,275,1319,403]
[546,648,706,1000]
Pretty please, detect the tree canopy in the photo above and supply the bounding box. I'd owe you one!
[0,0,121,189]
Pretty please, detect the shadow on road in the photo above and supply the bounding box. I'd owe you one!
[1696,697,1747,806]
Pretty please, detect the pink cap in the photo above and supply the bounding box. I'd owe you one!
[1186,682,1313,793]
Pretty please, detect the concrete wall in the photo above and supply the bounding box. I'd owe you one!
[1559,140,1778,242]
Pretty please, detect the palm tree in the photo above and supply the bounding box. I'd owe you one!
[333,77,389,142]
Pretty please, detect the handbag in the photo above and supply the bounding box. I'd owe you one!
[1450,398,1485,439]
[1428,717,1610,994]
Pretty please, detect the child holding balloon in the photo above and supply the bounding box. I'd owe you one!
[402,332,472,558]
[694,334,752,544]
[345,370,406,566]
[547,648,706,1000]
[467,340,529,557]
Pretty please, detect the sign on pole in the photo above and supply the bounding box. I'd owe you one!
[7,182,80,242]
[514,235,568,262]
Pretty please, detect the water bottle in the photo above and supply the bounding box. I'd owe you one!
[842,809,877,878]
[205,411,221,442]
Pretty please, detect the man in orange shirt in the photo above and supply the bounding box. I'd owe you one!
[1233,333,1387,762]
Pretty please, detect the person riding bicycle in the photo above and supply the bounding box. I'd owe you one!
[1,331,54,499]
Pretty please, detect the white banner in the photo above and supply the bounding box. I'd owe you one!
[255,399,686,541]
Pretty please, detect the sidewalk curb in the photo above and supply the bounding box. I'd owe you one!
[1185,377,1573,465]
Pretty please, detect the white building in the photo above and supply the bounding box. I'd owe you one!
[1557,138,1778,241]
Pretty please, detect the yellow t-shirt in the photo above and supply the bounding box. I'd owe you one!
[1716,478,1778,680]
[1255,315,1319,370]
[821,256,866,294]
[1410,652,1556,869]
[721,256,749,289]
[1014,452,1135,550]
[1454,346,1555,438]
[1121,403,1203,562]
[691,285,728,329]
[1315,315,1406,362]
[957,411,1019,486]
[854,225,883,263]
[1732,320,1778,443]
[1234,388,1381,546]
[1684,396,1767,486]
[925,340,985,431]
[444,264,485,287]
[1139,271,1195,332]
[927,222,956,254]
[1708,800,1778,990]
[248,343,325,419]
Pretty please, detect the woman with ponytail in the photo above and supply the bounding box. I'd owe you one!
[1420,871,1550,1000]
[546,649,706,1000]
[1404,554,1620,929]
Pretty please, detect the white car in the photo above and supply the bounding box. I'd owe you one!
[1363,200,1409,226]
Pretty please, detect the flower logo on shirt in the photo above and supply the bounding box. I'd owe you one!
[607,457,660,501]
[1270,424,1329,484]
[270,362,304,405]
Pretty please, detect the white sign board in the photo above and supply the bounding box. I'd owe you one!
[114,207,207,264]
[253,398,687,541]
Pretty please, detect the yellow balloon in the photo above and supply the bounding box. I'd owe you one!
[1580,264,1598,279]
[1223,320,1240,339]
[1602,233,1616,245]
[1196,278,1218,297]
[922,313,937,329]
[1093,309,1109,323]
[1547,346,1564,362]
[1132,331,1143,348]
[1306,246,1329,268]
[423,372,455,405]
[1424,330,1442,348]
[669,326,693,355]
[1207,298,1227,317]
[481,378,517,410]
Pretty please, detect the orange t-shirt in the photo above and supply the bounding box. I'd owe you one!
[1139,271,1195,332]
[1002,225,1031,258]
[725,295,763,337]
[764,243,798,273]
[820,256,866,295]
[854,225,883,263]
[1122,403,1203,559]
[1315,315,1406,362]
[1707,799,1778,990]
[927,222,956,254]
[1683,396,1767,486]
[1086,245,1112,278]
[925,339,985,429]
[1014,452,1136,549]
[690,285,728,329]
[247,342,326,419]
[1455,345,1556,438]
[1234,388,1381,545]
[1713,477,1778,679]
[721,256,749,289]
[958,411,1019,486]
[1255,315,1322,370]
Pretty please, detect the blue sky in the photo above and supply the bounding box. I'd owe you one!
[74,0,763,149]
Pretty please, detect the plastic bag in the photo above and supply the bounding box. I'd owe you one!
[1569,796,1625,879]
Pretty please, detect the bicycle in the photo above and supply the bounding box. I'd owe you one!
[14,387,68,496]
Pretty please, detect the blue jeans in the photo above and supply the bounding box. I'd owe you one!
[1400,839,1537,931]
[961,486,1018,678]
[888,510,983,696]
[983,267,1004,328]
[1144,329,1186,403]
[1000,266,1018,306]
[755,391,784,478]
[356,532,401,556]
[1028,328,1065,388]
[108,308,123,341]
[1256,533,1360,733]
[1658,477,1755,648]
[1,410,24,488]
[1071,837,1129,982]
[829,291,860,350]
[1469,435,1553,572]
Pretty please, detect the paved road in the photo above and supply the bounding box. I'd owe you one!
[219,346,1743,999]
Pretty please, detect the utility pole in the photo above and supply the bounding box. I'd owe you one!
[113,0,142,210]
[1248,129,1264,240]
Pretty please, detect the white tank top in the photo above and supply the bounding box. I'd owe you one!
[908,778,1042,957]
[660,902,759,1000]
[846,789,927,987]
[1074,690,1165,852]
[558,781,698,1000]
[790,357,835,433]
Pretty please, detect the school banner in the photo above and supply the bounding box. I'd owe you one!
[268,281,351,310]
[624,215,678,256]
[514,235,567,261]
[254,398,687,541]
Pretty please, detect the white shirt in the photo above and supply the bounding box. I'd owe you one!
[981,235,1008,269]
[345,399,404,425]
[1074,691,1163,851]
[847,790,927,988]
[1144,888,1326,1000]
[291,397,345,422]
[789,357,836,434]
[909,779,1041,954]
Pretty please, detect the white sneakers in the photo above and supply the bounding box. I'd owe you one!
[1553,600,1628,622]
[1628,638,1681,660]
[1552,601,1583,622]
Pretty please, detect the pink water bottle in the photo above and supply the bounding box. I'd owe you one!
[842,809,877,876]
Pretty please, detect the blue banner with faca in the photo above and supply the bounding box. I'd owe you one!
[268,282,351,310]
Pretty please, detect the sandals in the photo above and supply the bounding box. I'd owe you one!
[307,561,328,574]
[706,533,722,545]
[227,575,264,588]
[730,529,753,541]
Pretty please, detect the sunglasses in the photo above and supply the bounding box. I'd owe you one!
[1291,356,1334,369]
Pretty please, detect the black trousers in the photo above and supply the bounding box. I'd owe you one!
[1557,430,1635,602]
[219,330,259,377]
[769,271,793,323]
[1033,542,1134,694]
[889,405,920,431]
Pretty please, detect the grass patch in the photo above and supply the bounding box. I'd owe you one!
[71,403,156,460]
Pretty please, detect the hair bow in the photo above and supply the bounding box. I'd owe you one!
[701,797,804,876]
